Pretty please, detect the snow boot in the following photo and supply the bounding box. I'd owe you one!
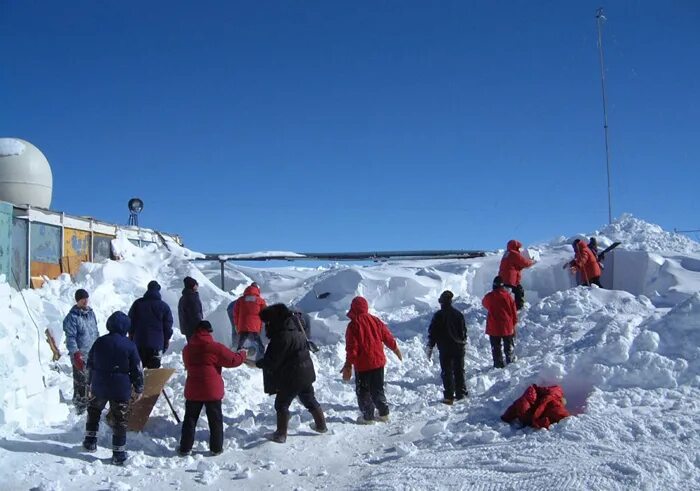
[210,449,223,456]
[112,450,128,466]
[82,432,97,452]
[441,398,454,406]
[270,410,289,444]
[176,446,191,457]
[310,407,327,433]
[376,414,390,423]
[356,416,375,425]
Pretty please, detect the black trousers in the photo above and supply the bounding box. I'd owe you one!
[138,347,162,369]
[438,347,467,400]
[489,335,515,368]
[505,284,525,310]
[355,367,389,420]
[72,363,89,413]
[582,276,602,287]
[85,396,129,452]
[274,385,320,415]
[179,400,224,453]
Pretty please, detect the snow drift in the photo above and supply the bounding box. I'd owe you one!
[1,215,699,490]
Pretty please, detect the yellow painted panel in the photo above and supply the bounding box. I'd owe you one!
[64,228,91,260]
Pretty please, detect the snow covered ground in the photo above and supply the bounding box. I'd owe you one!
[1,215,699,490]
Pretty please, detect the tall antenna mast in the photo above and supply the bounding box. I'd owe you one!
[596,7,613,224]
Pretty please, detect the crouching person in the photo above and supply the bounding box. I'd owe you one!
[256,304,327,443]
[179,321,247,456]
[341,296,402,424]
[83,312,144,466]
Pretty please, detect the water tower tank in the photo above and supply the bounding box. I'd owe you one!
[0,138,53,208]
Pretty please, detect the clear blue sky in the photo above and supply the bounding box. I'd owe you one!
[2,1,698,253]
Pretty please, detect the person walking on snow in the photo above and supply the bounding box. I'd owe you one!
[128,280,174,368]
[426,290,468,405]
[482,276,518,368]
[83,311,144,466]
[232,282,267,355]
[254,304,327,443]
[498,239,535,310]
[568,239,602,287]
[178,276,203,342]
[178,320,248,456]
[63,288,99,414]
[342,296,402,424]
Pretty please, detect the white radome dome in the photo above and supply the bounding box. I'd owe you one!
[0,138,53,208]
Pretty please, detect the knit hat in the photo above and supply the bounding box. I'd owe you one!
[197,320,213,332]
[147,280,161,291]
[438,290,454,305]
[492,276,505,290]
[183,276,198,289]
[75,289,89,302]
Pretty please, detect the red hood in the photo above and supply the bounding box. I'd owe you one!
[189,329,214,345]
[347,296,369,319]
[507,240,522,252]
[243,285,260,296]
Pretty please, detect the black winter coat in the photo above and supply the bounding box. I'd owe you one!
[256,304,316,395]
[428,304,467,353]
[128,287,174,351]
[178,288,203,338]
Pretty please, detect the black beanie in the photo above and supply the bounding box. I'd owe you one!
[147,280,161,291]
[75,289,89,302]
[493,276,505,290]
[438,290,454,305]
[197,320,213,332]
[184,276,198,289]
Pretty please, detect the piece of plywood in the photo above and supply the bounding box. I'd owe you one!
[30,261,62,284]
[60,255,88,277]
[127,368,176,432]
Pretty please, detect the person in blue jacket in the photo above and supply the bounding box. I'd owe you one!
[83,311,144,466]
[62,289,99,414]
[128,281,174,368]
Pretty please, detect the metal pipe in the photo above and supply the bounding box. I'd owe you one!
[596,8,613,224]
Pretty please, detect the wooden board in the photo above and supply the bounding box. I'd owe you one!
[127,368,176,432]
[60,255,88,277]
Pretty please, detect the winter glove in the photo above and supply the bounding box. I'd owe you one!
[73,351,85,371]
[393,347,403,362]
[341,363,353,382]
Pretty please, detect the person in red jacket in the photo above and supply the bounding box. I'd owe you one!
[482,276,518,368]
[501,384,570,429]
[498,240,535,310]
[232,282,267,355]
[341,296,402,424]
[568,239,602,287]
[178,320,247,456]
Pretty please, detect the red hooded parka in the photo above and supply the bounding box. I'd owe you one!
[574,241,602,283]
[183,329,246,401]
[501,384,570,429]
[233,285,267,334]
[482,288,518,337]
[498,240,534,287]
[345,296,398,373]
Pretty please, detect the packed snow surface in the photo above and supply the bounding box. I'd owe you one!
[1,216,700,490]
[0,137,26,157]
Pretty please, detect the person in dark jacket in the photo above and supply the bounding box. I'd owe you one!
[83,311,144,466]
[63,289,99,414]
[426,291,468,404]
[178,321,247,456]
[482,276,518,368]
[255,304,327,443]
[128,280,174,368]
[178,276,203,342]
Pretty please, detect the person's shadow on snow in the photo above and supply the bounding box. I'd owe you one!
[0,437,100,463]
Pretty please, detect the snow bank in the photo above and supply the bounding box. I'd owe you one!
[1,216,700,489]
